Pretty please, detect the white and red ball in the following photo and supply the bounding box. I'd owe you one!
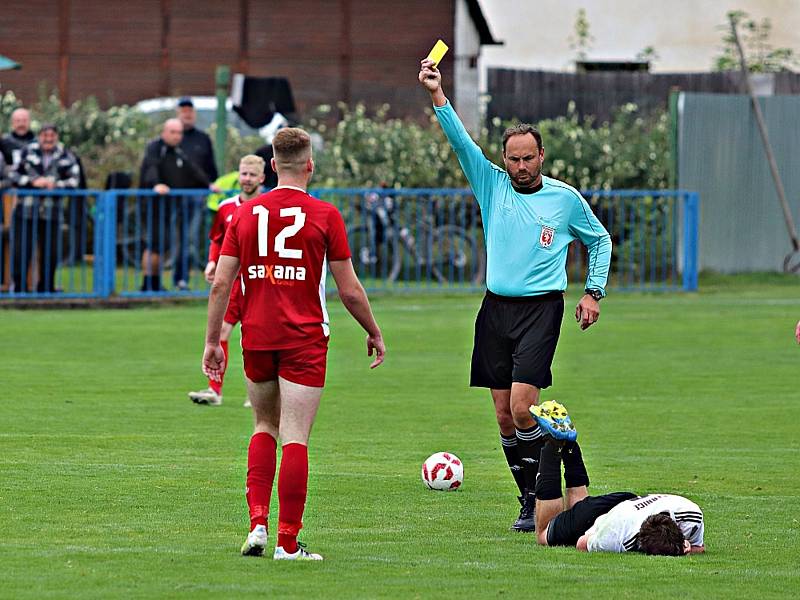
[421,452,463,491]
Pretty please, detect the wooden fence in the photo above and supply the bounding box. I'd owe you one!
[487,68,800,123]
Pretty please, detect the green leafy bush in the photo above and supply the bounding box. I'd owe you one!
[305,101,669,191]
[306,103,469,189]
[2,90,670,192]
[535,101,670,191]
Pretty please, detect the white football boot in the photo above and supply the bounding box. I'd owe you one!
[241,525,267,556]
[273,543,323,561]
[188,388,222,406]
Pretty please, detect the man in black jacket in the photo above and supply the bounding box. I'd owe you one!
[139,118,210,292]
[176,97,218,183]
[0,108,35,168]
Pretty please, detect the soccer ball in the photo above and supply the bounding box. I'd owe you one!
[421,452,463,491]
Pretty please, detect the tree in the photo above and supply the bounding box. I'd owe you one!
[568,8,594,63]
[713,10,797,73]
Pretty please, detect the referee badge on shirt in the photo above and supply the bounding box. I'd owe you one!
[539,225,555,248]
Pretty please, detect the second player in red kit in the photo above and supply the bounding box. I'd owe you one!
[188,154,265,406]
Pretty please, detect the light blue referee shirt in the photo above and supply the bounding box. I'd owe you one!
[434,101,612,297]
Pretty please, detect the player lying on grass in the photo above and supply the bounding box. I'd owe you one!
[531,402,706,555]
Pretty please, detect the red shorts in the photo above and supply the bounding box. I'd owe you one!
[224,281,242,324]
[243,340,328,387]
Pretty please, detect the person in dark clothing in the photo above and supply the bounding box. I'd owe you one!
[139,118,210,291]
[176,97,218,183]
[2,109,36,288]
[11,124,81,293]
[253,144,279,190]
[0,108,35,168]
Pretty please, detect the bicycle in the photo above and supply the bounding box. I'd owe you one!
[346,191,485,285]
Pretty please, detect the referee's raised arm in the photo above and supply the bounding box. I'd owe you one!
[418,59,447,107]
[418,59,499,205]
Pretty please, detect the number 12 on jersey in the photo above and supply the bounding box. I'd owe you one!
[253,205,306,259]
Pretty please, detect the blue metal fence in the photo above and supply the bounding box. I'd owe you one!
[0,188,698,300]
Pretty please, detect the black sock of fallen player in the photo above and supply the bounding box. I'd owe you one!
[500,433,526,497]
[534,439,564,501]
[561,440,590,489]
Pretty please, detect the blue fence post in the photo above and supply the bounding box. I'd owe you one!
[93,192,105,297]
[682,192,699,291]
[93,191,117,298]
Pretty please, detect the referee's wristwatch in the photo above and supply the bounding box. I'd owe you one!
[585,288,603,301]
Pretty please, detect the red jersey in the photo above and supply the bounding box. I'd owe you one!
[220,186,351,350]
[208,194,242,262]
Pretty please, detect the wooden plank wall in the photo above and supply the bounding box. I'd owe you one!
[0,0,454,117]
[487,68,800,124]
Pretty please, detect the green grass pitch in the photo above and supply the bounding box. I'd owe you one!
[1,278,799,598]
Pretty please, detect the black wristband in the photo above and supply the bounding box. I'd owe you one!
[585,289,603,301]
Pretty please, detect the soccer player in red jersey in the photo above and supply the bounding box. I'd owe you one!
[189,155,266,406]
[203,128,386,560]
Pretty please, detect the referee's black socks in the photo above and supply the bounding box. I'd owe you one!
[515,425,545,495]
[500,433,526,496]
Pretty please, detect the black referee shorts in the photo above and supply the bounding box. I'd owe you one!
[546,492,638,547]
[470,290,564,390]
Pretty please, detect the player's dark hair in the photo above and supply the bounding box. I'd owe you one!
[637,513,686,556]
[502,124,543,153]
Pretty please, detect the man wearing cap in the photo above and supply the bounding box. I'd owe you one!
[10,124,80,293]
[176,97,218,183]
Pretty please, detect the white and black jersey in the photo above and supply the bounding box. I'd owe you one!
[585,494,704,553]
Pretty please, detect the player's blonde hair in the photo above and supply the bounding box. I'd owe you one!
[239,154,265,175]
[272,128,312,172]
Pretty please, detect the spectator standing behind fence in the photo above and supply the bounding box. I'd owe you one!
[11,124,80,293]
[176,97,218,183]
[139,118,211,292]
[0,108,35,169]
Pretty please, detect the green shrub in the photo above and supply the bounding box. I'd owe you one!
[305,101,669,191]
[306,103,469,189]
[2,90,670,192]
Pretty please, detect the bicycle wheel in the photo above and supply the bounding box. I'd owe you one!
[430,225,485,285]
[346,224,402,284]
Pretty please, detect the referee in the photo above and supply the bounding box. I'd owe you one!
[418,59,612,532]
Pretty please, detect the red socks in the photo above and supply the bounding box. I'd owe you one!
[245,437,310,554]
[246,432,277,530]
[209,340,229,394]
[277,443,309,554]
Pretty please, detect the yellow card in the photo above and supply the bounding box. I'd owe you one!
[426,40,449,67]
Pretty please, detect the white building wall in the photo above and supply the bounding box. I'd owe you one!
[479,0,799,88]
[455,0,483,134]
